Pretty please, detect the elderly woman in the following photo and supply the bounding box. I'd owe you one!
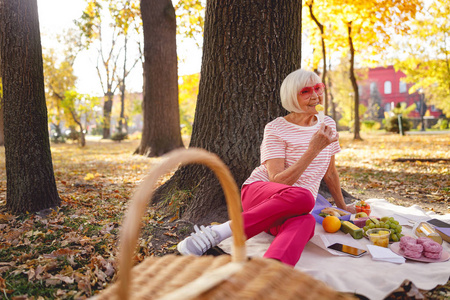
[178,68,355,266]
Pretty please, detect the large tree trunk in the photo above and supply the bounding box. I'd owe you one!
[0,0,60,213]
[0,98,4,146]
[0,44,3,146]
[152,0,302,224]
[135,0,184,156]
[347,22,362,140]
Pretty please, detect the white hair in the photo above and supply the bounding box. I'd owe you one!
[280,69,321,113]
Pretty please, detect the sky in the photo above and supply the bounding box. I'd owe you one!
[37,0,202,96]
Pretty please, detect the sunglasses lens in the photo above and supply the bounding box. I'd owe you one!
[315,85,324,95]
[299,87,312,98]
[299,83,325,98]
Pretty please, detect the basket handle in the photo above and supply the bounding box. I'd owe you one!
[118,148,246,300]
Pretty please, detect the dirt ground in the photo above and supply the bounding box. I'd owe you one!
[335,132,449,216]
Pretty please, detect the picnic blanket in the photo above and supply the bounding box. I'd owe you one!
[218,199,450,300]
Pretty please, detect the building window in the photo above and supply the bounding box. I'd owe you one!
[370,82,377,96]
[384,81,392,94]
[399,81,407,93]
[384,103,391,112]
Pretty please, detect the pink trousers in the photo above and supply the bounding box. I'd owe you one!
[241,181,316,266]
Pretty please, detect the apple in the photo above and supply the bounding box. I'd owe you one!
[355,212,368,219]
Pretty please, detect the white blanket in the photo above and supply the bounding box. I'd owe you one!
[219,199,450,300]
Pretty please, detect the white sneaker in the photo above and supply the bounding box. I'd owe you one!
[177,225,221,256]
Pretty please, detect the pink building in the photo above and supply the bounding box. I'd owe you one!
[358,66,442,119]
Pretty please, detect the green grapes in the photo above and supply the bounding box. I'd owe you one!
[363,217,403,242]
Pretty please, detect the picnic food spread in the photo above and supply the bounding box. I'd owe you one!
[399,236,443,259]
[341,221,364,239]
[319,207,349,218]
[362,216,404,242]
[355,200,371,216]
[414,222,443,244]
[322,216,342,233]
[313,203,449,263]
[367,228,390,247]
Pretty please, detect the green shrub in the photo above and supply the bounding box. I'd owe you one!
[66,126,80,141]
[90,126,103,136]
[111,132,128,142]
[361,120,381,132]
[432,119,449,130]
[385,116,411,133]
[50,126,66,143]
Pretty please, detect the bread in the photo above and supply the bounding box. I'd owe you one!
[321,207,349,217]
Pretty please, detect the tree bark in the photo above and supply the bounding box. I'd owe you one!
[0,96,4,146]
[0,0,60,213]
[0,43,3,146]
[118,36,128,134]
[347,22,362,140]
[68,109,86,147]
[102,93,113,139]
[153,0,303,224]
[118,83,126,133]
[135,0,184,156]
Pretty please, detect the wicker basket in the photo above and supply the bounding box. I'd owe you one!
[92,148,355,300]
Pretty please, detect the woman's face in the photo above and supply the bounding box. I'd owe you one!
[296,78,324,114]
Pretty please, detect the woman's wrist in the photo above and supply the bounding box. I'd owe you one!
[304,147,320,160]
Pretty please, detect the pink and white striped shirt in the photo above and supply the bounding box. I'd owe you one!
[243,115,341,199]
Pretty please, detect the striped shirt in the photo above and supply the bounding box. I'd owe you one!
[243,115,341,199]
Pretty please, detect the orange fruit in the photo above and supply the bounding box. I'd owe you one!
[322,216,341,233]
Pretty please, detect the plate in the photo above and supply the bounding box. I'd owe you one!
[390,242,450,263]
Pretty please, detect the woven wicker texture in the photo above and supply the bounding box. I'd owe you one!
[92,148,356,300]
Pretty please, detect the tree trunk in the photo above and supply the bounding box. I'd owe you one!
[0,0,60,214]
[152,0,302,224]
[102,92,113,139]
[119,83,126,133]
[347,22,362,140]
[0,43,3,146]
[327,68,337,123]
[80,130,86,147]
[308,2,329,115]
[135,0,184,156]
[0,99,4,146]
[118,35,128,134]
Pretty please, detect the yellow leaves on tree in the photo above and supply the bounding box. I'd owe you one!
[303,0,422,67]
[178,73,199,135]
[393,0,450,117]
[43,50,77,127]
[175,0,205,43]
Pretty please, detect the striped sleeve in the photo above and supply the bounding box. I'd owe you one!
[260,122,286,164]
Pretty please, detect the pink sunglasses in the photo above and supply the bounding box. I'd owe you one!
[298,83,325,99]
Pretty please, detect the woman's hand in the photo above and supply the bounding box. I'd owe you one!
[308,123,339,155]
[345,203,357,214]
